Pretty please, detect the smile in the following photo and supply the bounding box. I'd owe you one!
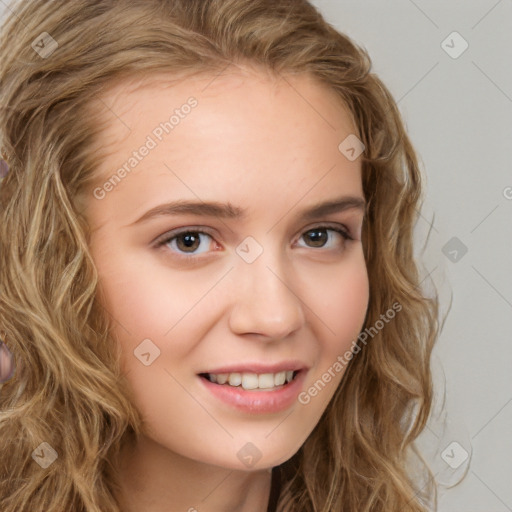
[198,369,307,414]
[200,370,297,390]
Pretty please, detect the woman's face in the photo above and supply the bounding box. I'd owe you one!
[84,65,369,470]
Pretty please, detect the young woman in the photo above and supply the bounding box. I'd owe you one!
[0,1,440,510]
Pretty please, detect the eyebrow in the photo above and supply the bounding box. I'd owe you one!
[127,195,366,226]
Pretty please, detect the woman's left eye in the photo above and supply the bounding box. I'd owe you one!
[154,225,352,261]
[296,226,352,249]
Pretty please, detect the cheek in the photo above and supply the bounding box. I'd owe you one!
[295,253,368,419]
[94,251,200,337]
[93,251,224,380]
[309,250,369,367]
[334,264,369,340]
[91,252,171,370]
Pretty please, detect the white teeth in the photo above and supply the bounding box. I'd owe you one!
[206,370,297,389]
[275,371,286,386]
[228,373,242,386]
[216,373,228,384]
[257,373,275,389]
[242,373,259,390]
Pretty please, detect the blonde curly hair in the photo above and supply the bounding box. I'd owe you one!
[0,0,440,510]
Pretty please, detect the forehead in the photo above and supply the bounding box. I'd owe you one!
[82,64,363,229]
[90,62,358,154]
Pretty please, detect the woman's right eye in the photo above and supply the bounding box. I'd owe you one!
[155,229,215,261]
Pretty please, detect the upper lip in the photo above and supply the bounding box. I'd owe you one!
[199,361,309,375]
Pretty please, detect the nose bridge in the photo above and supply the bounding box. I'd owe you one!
[228,234,305,339]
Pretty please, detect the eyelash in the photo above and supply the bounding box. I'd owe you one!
[154,224,353,263]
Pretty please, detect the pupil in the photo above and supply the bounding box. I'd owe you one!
[178,233,199,251]
[308,229,326,247]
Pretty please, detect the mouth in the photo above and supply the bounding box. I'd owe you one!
[198,369,300,391]
[197,367,307,413]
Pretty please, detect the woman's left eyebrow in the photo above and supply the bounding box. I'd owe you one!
[291,196,366,221]
[126,195,366,227]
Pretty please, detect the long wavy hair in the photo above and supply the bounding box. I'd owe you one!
[0,0,441,510]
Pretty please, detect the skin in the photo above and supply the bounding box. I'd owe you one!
[83,63,370,512]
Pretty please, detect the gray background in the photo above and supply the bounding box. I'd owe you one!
[1,1,511,510]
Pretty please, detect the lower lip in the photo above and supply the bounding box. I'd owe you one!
[198,370,307,414]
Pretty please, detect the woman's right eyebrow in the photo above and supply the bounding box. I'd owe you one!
[126,195,366,228]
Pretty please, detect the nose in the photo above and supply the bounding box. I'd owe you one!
[227,248,305,341]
